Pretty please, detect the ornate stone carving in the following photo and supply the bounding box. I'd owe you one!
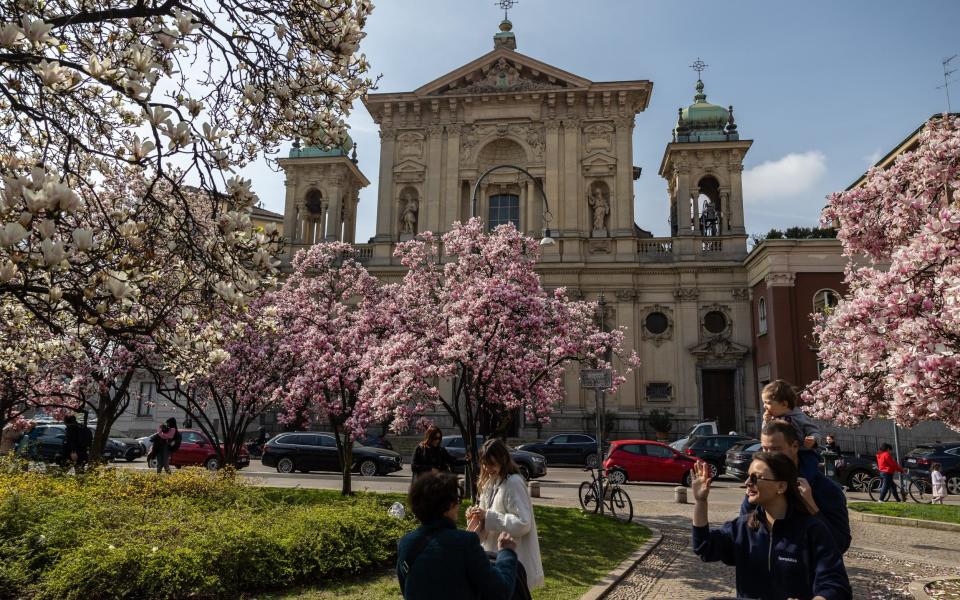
[445,123,462,135]
[613,116,634,129]
[544,119,561,132]
[587,239,613,254]
[614,289,638,302]
[477,138,526,170]
[673,288,699,301]
[699,303,733,339]
[689,337,750,362]
[442,58,565,95]
[640,304,674,347]
[731,288,750,300]
[379,127,396,140]
[582,123,614,153]
[764,272,796,287]
[460,123,544,165]
[397,132,425,159]
[562,114,581,129]
[425,124,444,136]
[398,188,419,235]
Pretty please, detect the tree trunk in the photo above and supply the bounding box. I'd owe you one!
[331,416,353,496]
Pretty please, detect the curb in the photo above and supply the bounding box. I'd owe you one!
[579,522,664,600]
[848,510,960,533]
[907,576,960,600]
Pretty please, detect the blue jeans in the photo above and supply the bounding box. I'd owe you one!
[878,472,901,501]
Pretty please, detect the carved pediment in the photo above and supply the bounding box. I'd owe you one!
[689,337,750,361]
[414,49,592,97]
[393,159,426,183]
[581,152,617,177]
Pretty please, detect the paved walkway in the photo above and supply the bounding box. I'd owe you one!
[600,502,960,600]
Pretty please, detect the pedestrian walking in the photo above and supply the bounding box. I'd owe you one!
[397,471,519,600]
[411,426,458,479]
[931,463,947,504]
[62,415,91,474]
[876,443,904,502]
[692,452,851,600]
[150,418,180,474]
[466,438,543,591]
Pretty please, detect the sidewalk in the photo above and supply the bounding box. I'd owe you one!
[597,502,960,600]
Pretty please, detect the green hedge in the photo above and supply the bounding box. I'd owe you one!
[0,459,414,599]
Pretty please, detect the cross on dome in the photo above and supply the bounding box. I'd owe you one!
[496,0,518,21]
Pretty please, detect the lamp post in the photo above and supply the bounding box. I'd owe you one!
[470,164,555,246]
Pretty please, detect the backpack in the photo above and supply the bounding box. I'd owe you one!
[486,551,532,600]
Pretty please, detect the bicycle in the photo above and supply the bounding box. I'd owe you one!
[866,471,933,503]
[578,466,633,523]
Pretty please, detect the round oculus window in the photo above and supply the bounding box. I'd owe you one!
[644,312,669,335]
[704,311,728,334]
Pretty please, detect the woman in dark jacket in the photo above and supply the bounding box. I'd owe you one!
[411,425,458,477]
[691,451,851,600]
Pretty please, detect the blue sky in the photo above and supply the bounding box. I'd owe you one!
[242,0,960,240]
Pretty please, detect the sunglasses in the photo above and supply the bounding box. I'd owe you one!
[745,473,780,487]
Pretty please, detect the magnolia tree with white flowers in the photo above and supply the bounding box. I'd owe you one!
[1,0,374,379]
[363,220,639,497]
[805,115,960,430]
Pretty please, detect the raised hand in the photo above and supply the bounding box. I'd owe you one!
[691,460,712,502]
[497,532,517,552]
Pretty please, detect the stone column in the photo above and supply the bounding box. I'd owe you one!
[374,129,396,242]
[614,290,639,410]
[613,117,634,236]
[727,164,746,234]
[690,189,700,236]
[282,176,298,244]
[562,116,580,236]
[325,187,342,241]
[544,120,561,229]
[444,124,461,230]
[425,125,444,233]
[674,166,691,236]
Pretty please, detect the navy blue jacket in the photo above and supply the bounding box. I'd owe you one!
[397,517,517,600]
[693,506,851,600]
[740,470,850,553]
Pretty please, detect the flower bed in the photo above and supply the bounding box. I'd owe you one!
[0,460,413,599]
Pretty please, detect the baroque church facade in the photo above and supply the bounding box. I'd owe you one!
[279,21,761,437]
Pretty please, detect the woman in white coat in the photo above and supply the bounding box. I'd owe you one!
[466,438,544,590]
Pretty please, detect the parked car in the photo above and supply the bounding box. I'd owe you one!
[723,439,761,481]
[262,431,402,476]
[110,437,145,462]
[147,429,250,470]
[671,420,719,450]
[361,434,394,451]
[831,453,877,491]
[516,433,607,467]
[677,434,753,478]
[439,435,547,481]
[603,440,700,486]
[903,442,960,495]
[15,423,114,462]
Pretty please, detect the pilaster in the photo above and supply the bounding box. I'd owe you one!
[613,117,634,236]
[443,124,461,228]
[425,124,444,233]
[374,129,397,241]
[562,116,580,236]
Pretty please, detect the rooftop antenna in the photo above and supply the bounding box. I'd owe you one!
[495,0,517,21]
[938,54,958,112]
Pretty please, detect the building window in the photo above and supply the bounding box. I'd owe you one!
[757,298,767,335]
[646,382,672,402]
[813,289,840,315]
[137,382,156,417]
[488,194,520,230]
[644,311,669,335]
[703,310,728,334]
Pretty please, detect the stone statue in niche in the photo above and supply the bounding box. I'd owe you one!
[700,197,719,237]
[587,186,610,234]
[399,191,418,236]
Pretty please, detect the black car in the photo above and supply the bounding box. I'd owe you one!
[678,435,753,478]
[109,437,146,462]
[831,453,877,491]
[261,431,403,476]
[439,435,547,480]
[723,439,761,481]
[15,423,123,462]
[516,433,606,467]
[361,434,394,451]
[903,442,960,495]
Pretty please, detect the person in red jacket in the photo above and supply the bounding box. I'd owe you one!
[875,443,904,502]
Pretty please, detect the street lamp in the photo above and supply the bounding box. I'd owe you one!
[470,164,555,246]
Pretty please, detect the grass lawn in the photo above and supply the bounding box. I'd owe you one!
[849,501,960,524]
[261,494,651,600]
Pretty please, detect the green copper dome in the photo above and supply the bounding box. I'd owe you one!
[674,79,739,143]
[288,133,354,158]
[682,81,728,126]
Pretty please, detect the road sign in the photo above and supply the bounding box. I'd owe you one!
[580,368,612,389]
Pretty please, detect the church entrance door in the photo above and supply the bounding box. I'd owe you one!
[700,369,737,434]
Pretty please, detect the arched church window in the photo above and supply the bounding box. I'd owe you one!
[813,289,840,315]
[757,297,767,335]
[305,189,323,214]
[488,194,520,230]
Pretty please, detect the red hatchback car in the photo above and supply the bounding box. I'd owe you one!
[603,440,699,486]
[149,429,250,471]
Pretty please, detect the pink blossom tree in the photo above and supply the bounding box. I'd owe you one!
[805,114,960,429]
[363,219,639,497]
[272,242,384,495]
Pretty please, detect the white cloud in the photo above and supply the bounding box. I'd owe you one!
[864,148,883,166]
[742,151,827,202]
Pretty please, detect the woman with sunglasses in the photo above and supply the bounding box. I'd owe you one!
[691,452,851,600]
[411,425,459,480]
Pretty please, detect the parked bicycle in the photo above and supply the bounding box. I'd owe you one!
[866,471,933,503]
[578,466,633,523]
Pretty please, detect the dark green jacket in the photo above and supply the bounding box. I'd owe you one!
[397,518,517,600]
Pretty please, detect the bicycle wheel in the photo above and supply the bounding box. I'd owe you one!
[608,487,633,523]
[867,477,883,501]
[909,478,933,504]
[579,481,600,513]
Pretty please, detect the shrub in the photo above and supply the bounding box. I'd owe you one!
[0,459,415,599]
[647,409,674,433]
